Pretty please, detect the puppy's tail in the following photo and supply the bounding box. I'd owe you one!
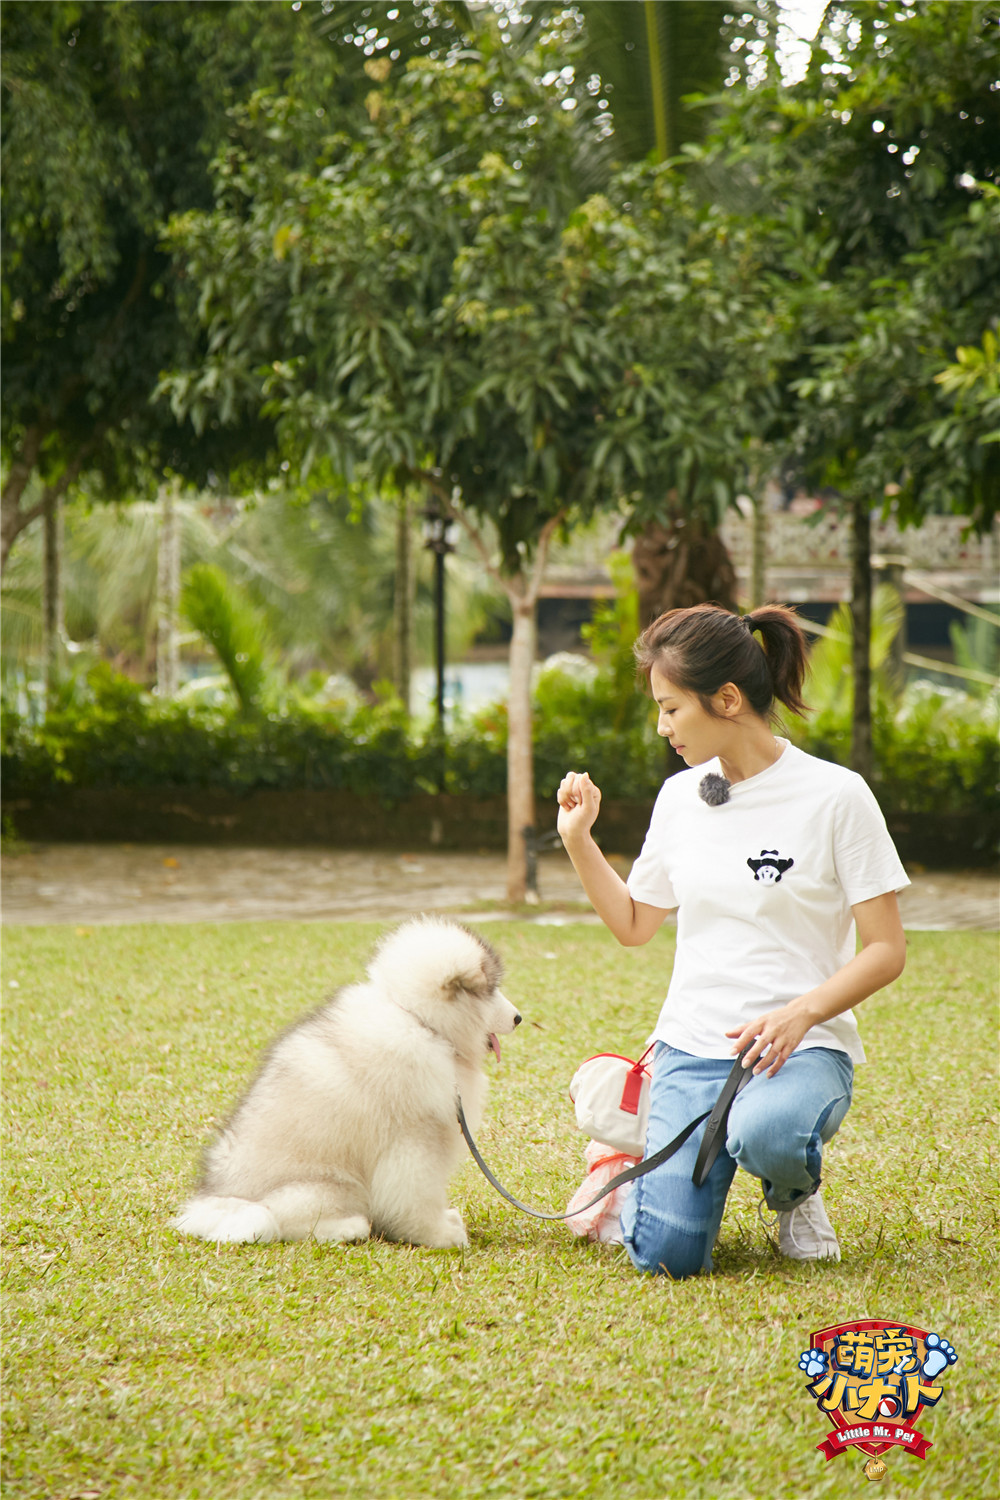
[172,1194,279,1244]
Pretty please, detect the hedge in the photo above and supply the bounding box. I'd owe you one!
[2,665,997,824]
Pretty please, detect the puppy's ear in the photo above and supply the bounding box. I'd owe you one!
[446,966,488,999]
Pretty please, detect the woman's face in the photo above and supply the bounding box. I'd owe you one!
[649,665,724,767]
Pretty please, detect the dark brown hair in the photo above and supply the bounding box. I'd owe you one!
[633,603,809,720]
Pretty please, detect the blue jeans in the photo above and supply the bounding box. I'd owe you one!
[621,1043,853,1278]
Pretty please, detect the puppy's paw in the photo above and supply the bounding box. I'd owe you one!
[426,1208,469,1250]
[172,1195,279,1244]
[444,1207,468,1244]
[312,1214,371,1244]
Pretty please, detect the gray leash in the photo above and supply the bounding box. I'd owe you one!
[457,1046,753,1222]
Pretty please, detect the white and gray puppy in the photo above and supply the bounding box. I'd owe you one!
[173,917,521,1248]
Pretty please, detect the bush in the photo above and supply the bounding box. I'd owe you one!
[871,682,1000,815]
[2,665,435,800]
[2,659,996,816]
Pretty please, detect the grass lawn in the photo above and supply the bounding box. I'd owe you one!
[2,920,997,1499]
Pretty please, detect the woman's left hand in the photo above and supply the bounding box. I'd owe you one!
[726,1001,812,1079]
[726,894,907,1080]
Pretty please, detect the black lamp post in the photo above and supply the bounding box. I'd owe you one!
[422,496,457,724]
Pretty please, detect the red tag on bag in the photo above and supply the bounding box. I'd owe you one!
[569,1044,656,1156]
[619,1063,646,1116]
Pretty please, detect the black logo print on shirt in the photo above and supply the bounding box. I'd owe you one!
[747,849,794,883]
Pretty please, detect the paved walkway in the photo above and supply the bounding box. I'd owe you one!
[2,843,997,929]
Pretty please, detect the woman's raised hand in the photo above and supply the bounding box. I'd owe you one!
[556,771,602,844]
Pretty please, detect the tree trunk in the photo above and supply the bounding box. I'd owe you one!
[750,491,767,609]
[42,489,63,708]
[446,498,562,907]
[849,492,873,781]
[631,510,738,629]
[2,428,101,576]
[156,482,181,698]
[506,593,537,904]
[393,495,413,714]
[1,426,46,573]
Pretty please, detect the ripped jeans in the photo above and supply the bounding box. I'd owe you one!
[620,1042,853,1278]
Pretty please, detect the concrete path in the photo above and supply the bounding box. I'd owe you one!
[2,843,997,929]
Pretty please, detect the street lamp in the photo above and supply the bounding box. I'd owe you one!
[421,496,458,724]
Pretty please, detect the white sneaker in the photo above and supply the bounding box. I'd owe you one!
[775,1191,841,1262]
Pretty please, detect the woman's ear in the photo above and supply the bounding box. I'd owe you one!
[714,681,745,717]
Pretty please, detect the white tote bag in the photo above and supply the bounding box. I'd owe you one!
[568,1046,654,1157]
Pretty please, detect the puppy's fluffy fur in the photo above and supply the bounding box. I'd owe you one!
[173,917,520,1248]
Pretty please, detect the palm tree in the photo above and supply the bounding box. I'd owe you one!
[302,2,755,888]
[574,0,738,163]
[565,0,764,622]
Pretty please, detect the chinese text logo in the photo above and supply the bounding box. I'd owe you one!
[798,1319,957,1479]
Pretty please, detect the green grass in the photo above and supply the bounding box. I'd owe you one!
[2,922,997,1499]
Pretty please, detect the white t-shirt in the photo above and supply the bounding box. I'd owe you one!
[626,741,910,1064]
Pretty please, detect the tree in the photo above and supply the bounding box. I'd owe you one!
[704,0,1000,774]
[160,46,593,896]
[162,39,769,896]
[162,2,999,874]
[0,0,373,574]
[572,0,745,163]
[308,2,776,622]
[930,309,1000,511]
[562,0,760,620]
[0,482,430,702]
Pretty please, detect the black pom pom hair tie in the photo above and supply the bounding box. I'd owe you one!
[698,772,731,806]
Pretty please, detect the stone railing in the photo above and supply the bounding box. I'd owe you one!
[719,512,999,576]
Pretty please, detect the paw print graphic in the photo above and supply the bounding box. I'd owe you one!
[798,1348,828,1378]
[922,1333,958,1380]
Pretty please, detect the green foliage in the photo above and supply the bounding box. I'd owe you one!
[2,0,423,556]
[870,681,1000,817]
[793,584,906,722]
[933,316,1000,468]
[950,615,1000,697]
[161,44,628,565]
[528,547,665,793]
[936,326,1000,408]
[702,0,1000,529]
[162,34,794,560]
[180,564,268,715]
[1,664,421,799]
[0,494,224,681]
[0,0,284,510]
[580,550,643,729]
[258,1,1000,543]
[564,0,741,163]
[220,490,397,685]
[776,588,1000,816]
[0,812,26,855]
[4,654,997,816]
[0,486,504,698]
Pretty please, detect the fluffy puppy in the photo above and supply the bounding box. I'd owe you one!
[173,917,520,1248]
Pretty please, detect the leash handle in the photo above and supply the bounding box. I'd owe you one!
[458,1046,753,1223]
[691,1046,754,1187]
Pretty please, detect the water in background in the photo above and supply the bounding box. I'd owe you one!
[411,662,509,719]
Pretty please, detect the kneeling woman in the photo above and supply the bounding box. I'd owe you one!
[556,604,907,1276]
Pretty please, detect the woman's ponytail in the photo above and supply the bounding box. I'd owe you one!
[742,605,809,718]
